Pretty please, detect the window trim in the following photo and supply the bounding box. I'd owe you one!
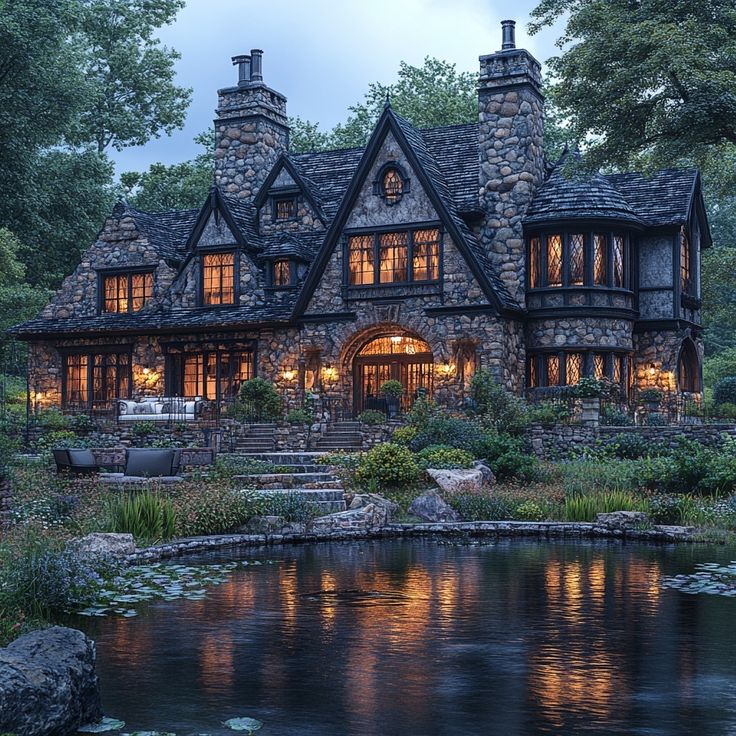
[526,348,633,391]
[344,223,443,288]
[372,162,411,205]
[271,193,299,222]
[97,268,155,315]
[271,258,293,289]
[199,249,238,307]
[61,347,133,410]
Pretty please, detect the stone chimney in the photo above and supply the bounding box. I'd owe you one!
[214,49,289,201]
[478,20,545,305]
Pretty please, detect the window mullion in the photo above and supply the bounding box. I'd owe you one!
[408,230,414,283]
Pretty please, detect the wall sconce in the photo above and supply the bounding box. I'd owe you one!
[322,363,338,381]
[282,368,297,382]
[648,363,657,378]
[437,361,455,377]
[142,367,151,376]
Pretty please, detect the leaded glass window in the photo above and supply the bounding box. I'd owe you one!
[274,259,291,287]
[379,231,408,283]
[412,228,440,281]
[613,355,623,384]
[202,252,235,305]
[274,197,296,220]
[382,168,403,203]
[181,349,255,400]
[680,228,691,293]
[348,235,374,285]
[546,234,563,286]
[65,355,88,407]
[529,356,538,388]
[103,272,152,313]
[593,234,607,285]
[529,236,541,288]
[613,235,625,287]
[594,353,606,379]
[566,353,583,385]
[570,233,585,285]
[546,354,561,386]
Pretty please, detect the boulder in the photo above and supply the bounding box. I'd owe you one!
[595,511,650,530]
[0,626,102,736]
[408,490,460,523]
[473,461,496,486]
[312,503,389,531]
[427,468,484,495]
[348,493,399,520]
[73,533,136,559]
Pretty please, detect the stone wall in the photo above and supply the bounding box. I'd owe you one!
[526,316,634,351]
[527,422,736,459]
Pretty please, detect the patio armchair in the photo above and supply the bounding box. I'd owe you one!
[53,448,104,475]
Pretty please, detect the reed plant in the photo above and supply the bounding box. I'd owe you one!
[107,490,176,542]
[562,490,646,522]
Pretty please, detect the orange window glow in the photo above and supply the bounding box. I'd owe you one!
[202,252,235,305]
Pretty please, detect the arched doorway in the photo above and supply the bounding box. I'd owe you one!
[678,339,701,393]
[353,334,434,415]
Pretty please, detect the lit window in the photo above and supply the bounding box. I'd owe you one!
[680,228,691,292]
[593,234,607,285]
[379,232,408,283]
[348,235,374,286]
[570,234,585,285]
[613,355,623,384]
[103,272,153,313]
[613,235,625,287]
[202,252,235,305]
[274,197,296,220]
[65,354,88,407]
[594,353,606,379]
[566,353,583,385]
[546,354,561,386]
[181,349,254,400]
[529,237,541,288]
[273,259,291,287]
[65,352,130,409]
[529,357,538,388]
[412,228,440,281]
[547,234,563,287]
[382,168,403,203]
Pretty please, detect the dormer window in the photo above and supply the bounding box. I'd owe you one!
[273,259,291,287]
[102,271,153,313]
[202,252,235,305]
[273,196,297,221]
[680,227,691,293]
[374,163,410,205]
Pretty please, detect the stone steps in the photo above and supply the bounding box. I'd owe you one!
[235,472,337,486]
[224,452,327,465]
[243,487,347,514]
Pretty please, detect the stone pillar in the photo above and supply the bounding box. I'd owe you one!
[478,25,545,305]
[214,50,289,202]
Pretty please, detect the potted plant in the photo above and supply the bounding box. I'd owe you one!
[380,380,404,419]
[572,377,604,426]
[639,388,663,412]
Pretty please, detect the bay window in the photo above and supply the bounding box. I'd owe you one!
[527,350,632,390]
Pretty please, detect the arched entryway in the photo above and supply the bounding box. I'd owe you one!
[352,333,434,415]
[678,338,701,393]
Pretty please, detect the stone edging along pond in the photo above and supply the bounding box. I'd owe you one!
[126,521,700,563]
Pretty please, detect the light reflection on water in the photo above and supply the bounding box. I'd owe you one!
[77,539,736,736]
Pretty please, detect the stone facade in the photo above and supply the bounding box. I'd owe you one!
[16,25,707,418]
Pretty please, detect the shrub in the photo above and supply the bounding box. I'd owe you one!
[416,445,474,469]
[358,409,387,425]
[645,413,668,426]
[600,406,634,426]
[527,401,571,425]
[562,491,645,522]
[405,396,439,428]
[37,408,70,431]
[354,443,420,490]
[392,425,418,445]
[467,369,528,432]
[648,494,697,525]
[256,492,317,522]
[107,491,176,542]
[409,416,480,453]
[713,402,736,419]
[380,380,404,399]
[171,486,261,537]
[572,377,607,398]
[448,493,512,521]
[603,433,665,460]
[514,500,546,521]
[714,377,736,406]
[236,378,283,421]
[35,429,83,452]
[129,420,156,441]
[286,408,314,424]
[69,414,95,433]
[639,388,664,404]
[472,431,540,482]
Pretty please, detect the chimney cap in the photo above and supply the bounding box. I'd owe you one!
[501,19,516,50]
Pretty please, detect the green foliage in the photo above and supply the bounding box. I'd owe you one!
[415,445,474,470]
[286,408,314,424]
[69,414,95,433]
[528,401,572,425]
[639,388,663,404]
[354,443,420,490]
[34,430,83,452]
[392,425,418,445]
[468,369,528,432]
[603,433,667,460]
[648,494,697,525]
[704,348,736,388]
[357,409,388,425]
[233,378,284,421]
[514,500,547,522]
[447,493,512,521]
[571,377,607,398]
[107,491,176,542]
[473,432,540,482]
[37,408,70,431]
[600,405,634,426]
[714,377,736,406]
[380,380,404,399]
[129,420,156,440]
[171,486,261,537]
[255,492,318,523]
[409,416,480,453]
[562,491,645,522]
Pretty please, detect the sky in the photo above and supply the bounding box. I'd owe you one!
[109,0,564,177]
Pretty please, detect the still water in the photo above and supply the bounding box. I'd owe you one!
[76,539,736,736]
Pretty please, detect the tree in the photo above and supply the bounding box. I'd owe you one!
[528,0,736,172]
[121,132,212,212]
[72,0,191,153]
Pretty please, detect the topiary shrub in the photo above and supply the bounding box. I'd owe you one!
[357,409,387,425]
[714,377,736,407]
[514,500,546,521]
[380,380,404,399]
[416,445,474,469]
[354,442,420,490]
[235,378,283,421]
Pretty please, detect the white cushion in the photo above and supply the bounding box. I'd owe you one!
[183,401,196,414]
[118,400,137,415]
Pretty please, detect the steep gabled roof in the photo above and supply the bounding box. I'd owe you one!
[124,206,199,261]
[260,231,322,261]
[292,105,514,316]
[184,187,260,252]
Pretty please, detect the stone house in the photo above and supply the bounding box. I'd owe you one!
[11,22,709,418]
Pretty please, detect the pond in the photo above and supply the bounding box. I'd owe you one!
[75,539,736,736]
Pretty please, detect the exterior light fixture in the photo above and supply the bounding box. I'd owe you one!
[437,361,455,376]
[282,368,296,382]
[322,364,338,381]
[648,363,657,377]
[142,367,151,376]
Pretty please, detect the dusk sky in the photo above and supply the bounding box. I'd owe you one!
[109,0,564,177]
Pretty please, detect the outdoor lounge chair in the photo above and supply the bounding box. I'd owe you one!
[54,448,103,475]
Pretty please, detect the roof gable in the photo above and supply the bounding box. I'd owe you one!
[185,187,256,252]
[293,105,512,316]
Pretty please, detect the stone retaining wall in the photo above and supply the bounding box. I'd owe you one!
[0,479,12,528]
[527,422,736,458]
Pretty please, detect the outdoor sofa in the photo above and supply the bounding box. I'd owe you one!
[117,397,203,422]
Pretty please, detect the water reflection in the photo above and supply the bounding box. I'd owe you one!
[80,540,736,736]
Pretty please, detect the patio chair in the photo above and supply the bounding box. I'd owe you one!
[53,448,100,475]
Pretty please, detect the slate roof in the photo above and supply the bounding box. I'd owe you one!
[260,231,322,261]
[126,206,199,261]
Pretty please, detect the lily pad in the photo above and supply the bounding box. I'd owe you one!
[78,717,126,733]
[223,717,263,733]
[663,560,736,598]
